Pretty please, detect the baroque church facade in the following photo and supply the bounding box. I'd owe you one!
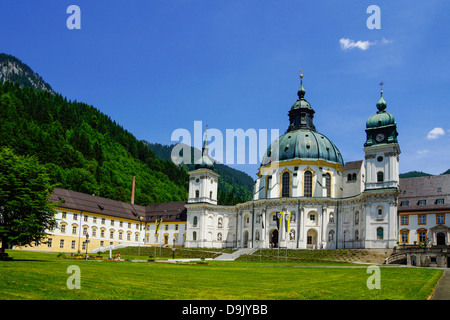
[185,72,401,250]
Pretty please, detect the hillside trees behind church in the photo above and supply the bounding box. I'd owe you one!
[0,81,188,205]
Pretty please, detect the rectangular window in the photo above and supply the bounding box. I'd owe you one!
[418,200,426,205]
[310,214,315,222]
[400,201,409,206]
[119,221,123,227]
[84,215,88,222]
[61,225,66,233]
[100,241,104,247]
[436,199,444,205]
[47,239,52,248]
[419,232,426,243]
[73,213,78,220]
[62,212,67,219]
[127,233,131,241]
[71,240,76,249]
[110,231,114,239]
[437,214,445,224]
[401,232,408,243]
[102,218,105,225]
[60,239,64,249]
[93,217,97,223]
[282,172,290,197]
[165,224,169,231]
[175,224,179,231]
[418,215,426,225]
[111,220,115,226]
[92,228,97,237]
[83,227,88,236]
[401,216,408,225]
[72,226,77,235]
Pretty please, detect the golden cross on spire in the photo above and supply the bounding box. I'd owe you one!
[300,68,303,79]
[379,81,384,94]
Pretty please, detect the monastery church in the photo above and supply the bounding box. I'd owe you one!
[16,71,406,253]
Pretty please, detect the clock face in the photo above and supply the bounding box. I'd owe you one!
[375,133,385,142]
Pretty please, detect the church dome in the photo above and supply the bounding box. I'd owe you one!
[261,71,344,167]
[194,130,214,170]
[366,93,395,128]
[261,129,344,166]
[366,111,395,128]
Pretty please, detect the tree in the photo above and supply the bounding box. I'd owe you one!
[0,148,57,258]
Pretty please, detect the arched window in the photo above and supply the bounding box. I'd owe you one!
[193,216,198,227]
[192,231,197,241]
[210,191,213,199]
[377,227,384,240]
[352,173,357,181]
[282,172,290,197]
[355,230,359,240]
[355,211,359,225]
[195,190,200,198]
[329,212,334,223]
[347,174,352,181]
[304,171,312,197]
[377,171,384,182]
[325,173,331,197]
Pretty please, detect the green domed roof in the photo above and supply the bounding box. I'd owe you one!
[195,154,214,170]
[195,130,214,170]
[366,111,395,128]
[261,129,344,167]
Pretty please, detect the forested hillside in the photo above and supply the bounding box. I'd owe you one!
[143,142,254,205]
[0,53,255,207]
[0,81,189,205]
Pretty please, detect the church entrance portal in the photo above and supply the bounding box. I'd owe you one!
[307,229,318,249]
[243,230,249,248]
[270,229,279,248]
[437,232,446,246]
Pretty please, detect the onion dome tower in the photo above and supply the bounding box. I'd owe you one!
[363,83,400,190]
[188,129,219,204]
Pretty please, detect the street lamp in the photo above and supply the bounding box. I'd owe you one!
[172,237,176,259]
[85,233,90,261]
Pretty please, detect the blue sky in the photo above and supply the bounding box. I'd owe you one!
[1,1,449,178]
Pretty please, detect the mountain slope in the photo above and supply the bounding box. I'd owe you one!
[0,53,54,94]
[0,54,188,206]
[143,142,254,205]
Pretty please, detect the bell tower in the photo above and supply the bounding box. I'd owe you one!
[188,130,219,204]
[364,84,400,190]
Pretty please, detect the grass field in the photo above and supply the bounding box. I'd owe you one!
[0,250,443,300]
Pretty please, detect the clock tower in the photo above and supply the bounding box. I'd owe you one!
[364,85,400,190]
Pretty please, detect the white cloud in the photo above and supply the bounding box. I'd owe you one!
[339,38,375,51]
[339,37,393,51]
[426,127,445,140]
[417,149,430,155]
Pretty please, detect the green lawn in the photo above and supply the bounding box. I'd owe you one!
[0,250,443,300]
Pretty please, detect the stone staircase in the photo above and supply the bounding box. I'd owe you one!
[214,247,259,261]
